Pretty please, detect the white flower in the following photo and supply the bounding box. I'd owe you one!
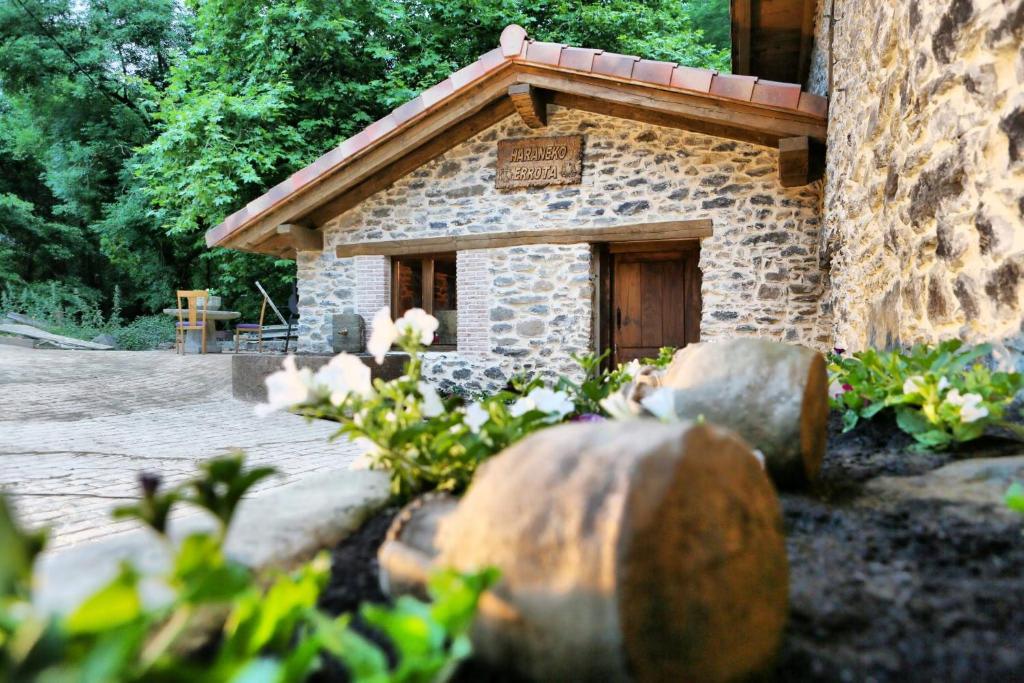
[640,387,677,421]
[418,381,445,417]
[828,380,847,400]
[600,391,640,420]
[255,356,313,416]
[367,307,398,364]
[509,387,575,420]
[313,352,373,405]
[509,396,533,418]
[903,375,927,396]
[464,402,490,433]
[937,376,950,392]
[529,387,575,419]
[944,389,989,423]
[396,308,439,346]
[620,359,642,379]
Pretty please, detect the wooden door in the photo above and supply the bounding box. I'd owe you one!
[611,244,701,365]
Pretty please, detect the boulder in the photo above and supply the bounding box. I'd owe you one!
[91,333,117,348]
[379,420,788,682]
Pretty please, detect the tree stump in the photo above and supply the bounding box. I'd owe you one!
[656,338,828,487]
[378,420,789,682]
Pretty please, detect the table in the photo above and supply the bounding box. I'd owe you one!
[162,308,240,354]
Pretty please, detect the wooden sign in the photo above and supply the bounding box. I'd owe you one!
[496,135,583,190]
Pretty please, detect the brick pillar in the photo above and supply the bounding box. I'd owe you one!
[457,250,490,356]
[356,256,391,346]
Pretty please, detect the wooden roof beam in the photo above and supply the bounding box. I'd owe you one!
[778,136,824,186]
[335,219,713,257]
[732,0,752,75]
[277,223,323,252]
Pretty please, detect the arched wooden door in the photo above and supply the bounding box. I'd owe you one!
[609,242,701,365]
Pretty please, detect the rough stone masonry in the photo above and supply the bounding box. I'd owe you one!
[298,106,830,392]
[809,0,1024,369]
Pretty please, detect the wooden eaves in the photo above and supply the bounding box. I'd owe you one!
[205,24,827,259]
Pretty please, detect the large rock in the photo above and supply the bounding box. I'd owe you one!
[379,420,789,682]
[865,455,1024,515]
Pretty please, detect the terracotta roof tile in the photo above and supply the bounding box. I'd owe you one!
[420,78,455,108]
[751,79,802,109]
[632,59,676,86]
[206,23,829,249]
[525,40,565,66]
[559,46,602,72]
[363,114,398,143]
[500,24,527,57]
[391,96,426,125]
[709,73,757,101]
[798,92,829,118]
[478,47,506,71]
[592,51,639,79]
[671,65,715,93]
[449,60,487,89]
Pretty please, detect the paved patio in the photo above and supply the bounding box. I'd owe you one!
[0,346,361,548]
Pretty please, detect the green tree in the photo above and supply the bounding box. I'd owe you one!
[2,0,729,323]
[0,0,191,314]
[137,0,730,244]
[683,0,732,54]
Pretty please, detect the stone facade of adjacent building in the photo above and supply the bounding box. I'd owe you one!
[296,106,829,391]
[810,0,1024,368]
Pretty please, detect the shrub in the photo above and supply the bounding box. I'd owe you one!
[261,309,568,499]
[114,314,176,350]
[828,340,1023,449]
[2,282,173,349]
[258,309,677,499]
[0,453,496,682]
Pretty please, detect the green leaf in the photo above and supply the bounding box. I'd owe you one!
[65,564,143,635]
[0,495,47,596]
[1005,482,1024,514]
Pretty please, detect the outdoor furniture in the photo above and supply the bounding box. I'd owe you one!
[163,300,240,354]
[174,290,210,354]
[234,294,268,353]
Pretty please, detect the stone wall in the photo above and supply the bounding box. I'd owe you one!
[819,0,1024,368]
[298,106,829,389]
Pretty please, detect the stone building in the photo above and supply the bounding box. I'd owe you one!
[206,0,1024,388]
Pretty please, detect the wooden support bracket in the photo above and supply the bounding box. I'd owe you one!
[508,83,547,128]
[779,136,811,187]
[277,223,323,252]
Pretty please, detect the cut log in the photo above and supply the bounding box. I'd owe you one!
[657,338,828,487]
[379,420,789,682]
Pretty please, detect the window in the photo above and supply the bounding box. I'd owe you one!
[391,253,457,348]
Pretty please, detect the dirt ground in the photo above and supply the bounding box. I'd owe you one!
[319,417,1024,682]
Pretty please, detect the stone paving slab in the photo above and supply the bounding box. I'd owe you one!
[35,468,391,615]
[0,346,364,548]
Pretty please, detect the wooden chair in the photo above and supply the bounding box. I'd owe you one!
[234,295,268,353]
[176,290,210,354]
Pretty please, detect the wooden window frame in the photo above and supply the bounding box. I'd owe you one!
[390,252,457,350]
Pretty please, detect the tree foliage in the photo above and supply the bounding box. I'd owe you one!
[1,0,729,321]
